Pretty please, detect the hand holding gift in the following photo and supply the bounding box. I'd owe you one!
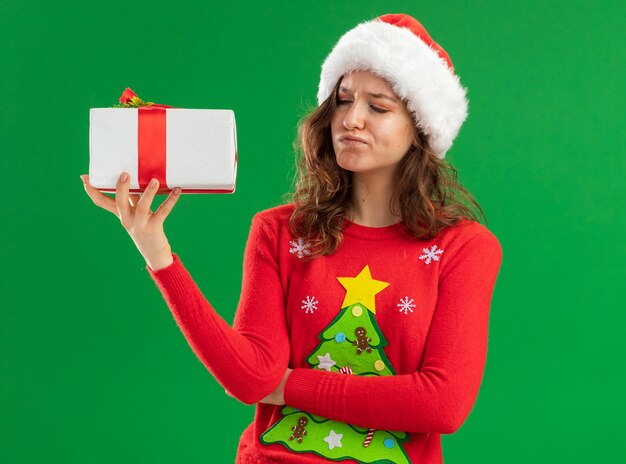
[79,171,179,272]
[81,87,238,270]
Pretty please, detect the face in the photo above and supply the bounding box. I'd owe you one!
[330,70,416,178]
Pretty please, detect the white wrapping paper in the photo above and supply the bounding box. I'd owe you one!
[89,108,237,194]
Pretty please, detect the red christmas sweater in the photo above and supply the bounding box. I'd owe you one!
[146,203,503,463]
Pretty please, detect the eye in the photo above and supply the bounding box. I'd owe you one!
[336,99,388,114]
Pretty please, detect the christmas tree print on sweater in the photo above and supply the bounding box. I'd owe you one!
[260,265,411,464]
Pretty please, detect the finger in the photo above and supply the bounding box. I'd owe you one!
[80,174,118,215]
[115,172,133,226]
[136,178,158,223]
[153,188,181,224]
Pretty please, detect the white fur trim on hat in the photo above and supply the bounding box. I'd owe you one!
[317,19,468,159]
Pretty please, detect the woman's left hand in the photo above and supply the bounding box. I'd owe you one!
[259,368,293,405]
[224,368,293,405]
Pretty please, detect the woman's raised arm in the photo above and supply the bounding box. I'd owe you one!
[81,172,290,405]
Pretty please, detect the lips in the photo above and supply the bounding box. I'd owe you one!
[340,135,367,144]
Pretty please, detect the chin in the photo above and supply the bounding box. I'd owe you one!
[337,161,370,173]
[336,155,359,172]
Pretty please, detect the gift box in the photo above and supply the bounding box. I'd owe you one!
[89,88,238,194]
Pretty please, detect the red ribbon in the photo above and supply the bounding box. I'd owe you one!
[137,105,170,192]
[119,87,172,192]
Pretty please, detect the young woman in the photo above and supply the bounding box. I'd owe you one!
[81,13,503,464]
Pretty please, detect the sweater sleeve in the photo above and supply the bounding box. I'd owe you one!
[283,230,503,434]
[146,214,290,406]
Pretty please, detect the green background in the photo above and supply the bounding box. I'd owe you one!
[1,0,624,462]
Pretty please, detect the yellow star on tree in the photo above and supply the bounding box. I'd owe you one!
[336,265,389,314]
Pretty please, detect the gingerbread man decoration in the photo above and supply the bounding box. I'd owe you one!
[289,416,309,443]
[353,327,372,355]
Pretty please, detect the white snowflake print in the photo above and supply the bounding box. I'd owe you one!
[397,296,416,315]
[289,237,312,259]
[419,244,444,264]
[301,296,318,314]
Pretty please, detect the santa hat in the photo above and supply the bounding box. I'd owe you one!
[317,13,468,159]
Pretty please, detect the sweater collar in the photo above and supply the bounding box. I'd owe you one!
[342,218,407,240]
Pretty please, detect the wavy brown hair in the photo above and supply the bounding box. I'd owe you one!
[281,76,487,260]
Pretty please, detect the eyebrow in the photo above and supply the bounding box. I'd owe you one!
[338,86,399,103]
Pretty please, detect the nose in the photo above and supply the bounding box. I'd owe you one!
[342,101,366,130]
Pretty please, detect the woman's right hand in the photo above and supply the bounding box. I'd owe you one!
[80,171,182,272]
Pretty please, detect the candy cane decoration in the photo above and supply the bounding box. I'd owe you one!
[363,428,375,447]
[337,366,376,447]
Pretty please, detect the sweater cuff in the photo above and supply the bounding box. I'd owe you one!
[284,368,327,411]
[145,253,192,300]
